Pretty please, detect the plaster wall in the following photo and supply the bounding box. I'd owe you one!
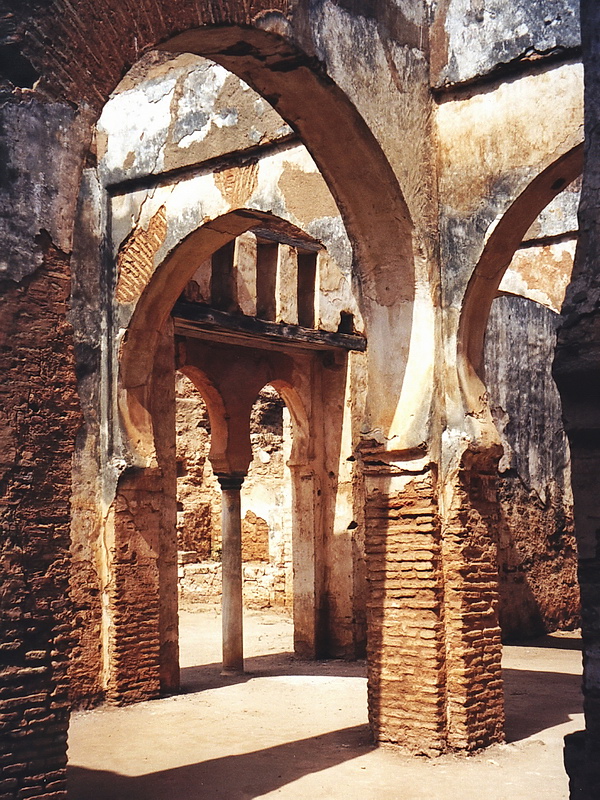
[430,0,580,88]
[2,2,596,797]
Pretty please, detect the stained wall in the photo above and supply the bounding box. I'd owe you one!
[1,2,597,798]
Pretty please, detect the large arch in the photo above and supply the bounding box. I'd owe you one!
[1,5,418,796]
[457,143,583,421]
[11,8,416,310]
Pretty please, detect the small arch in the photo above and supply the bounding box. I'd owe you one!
[265,379,310,467]
[178,365,229,478]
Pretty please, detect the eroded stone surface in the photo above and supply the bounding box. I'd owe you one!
[1,3,596,799]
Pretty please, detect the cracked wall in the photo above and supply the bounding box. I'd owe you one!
[485,182,580,640]
[1,2,595,797]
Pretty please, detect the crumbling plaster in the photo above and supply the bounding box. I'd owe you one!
[1,1,595,797]
[430,0,580,88]
[435,60,583,474]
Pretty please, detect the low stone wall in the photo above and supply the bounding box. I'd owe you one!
[178,555,291,610]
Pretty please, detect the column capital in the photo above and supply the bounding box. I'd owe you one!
[217,474,245,491]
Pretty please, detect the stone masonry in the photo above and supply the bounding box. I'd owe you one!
[2,2,599,799]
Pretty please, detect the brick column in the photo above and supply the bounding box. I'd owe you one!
[103,322,179,702]
[364,464,447,754]
[363,454,505,753]
[441,458,505,750]
[0,256,79,800]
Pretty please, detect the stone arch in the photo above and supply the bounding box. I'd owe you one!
[120,209,324,465]
[14,6,416,314]
[457,143,583,423]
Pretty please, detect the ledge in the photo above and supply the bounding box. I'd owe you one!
[171,301,366,352]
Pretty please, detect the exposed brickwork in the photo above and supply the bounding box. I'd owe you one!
[365,468,447,754]
[0,4,591,798]
[116,206,167,304]
[4,0,292,110]
[68,558,103,709]
[179,559,289,609]
[0,244,80,800]
[105,468,163,704]
[442,459,505,750]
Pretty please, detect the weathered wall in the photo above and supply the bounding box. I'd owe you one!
[554,2,600,796]
[430,0,580,88]
[485,295,579,639]
[0,100,88,795]
[482,177,580,640]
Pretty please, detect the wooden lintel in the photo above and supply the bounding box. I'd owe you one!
[171,301,366,352]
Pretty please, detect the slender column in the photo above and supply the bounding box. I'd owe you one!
[218,475,245,674]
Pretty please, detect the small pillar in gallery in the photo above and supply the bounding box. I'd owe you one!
[218,474,245,674]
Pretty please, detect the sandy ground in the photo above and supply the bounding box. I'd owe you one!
[68,609,583,799]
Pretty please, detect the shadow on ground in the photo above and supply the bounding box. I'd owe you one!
[503,667,582,742]
[179,652,367,693]
[504,633,582,651]
[68,724,371,800]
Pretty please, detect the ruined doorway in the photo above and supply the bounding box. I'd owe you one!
[466,164,584,745]
[176,377,295,645]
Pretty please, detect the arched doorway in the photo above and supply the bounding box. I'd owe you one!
[457,149,584,745]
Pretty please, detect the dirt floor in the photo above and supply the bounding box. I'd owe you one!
[67,608,583,799]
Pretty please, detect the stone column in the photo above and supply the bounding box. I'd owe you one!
[218,475,245,674]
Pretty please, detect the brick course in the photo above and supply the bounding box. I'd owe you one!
[0,242,80,800]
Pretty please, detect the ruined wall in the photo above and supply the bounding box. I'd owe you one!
[484,181,580,640]
[175,375,294,610]
[3,5,595,798]
[0,101,88,794]
[485,296,579,638]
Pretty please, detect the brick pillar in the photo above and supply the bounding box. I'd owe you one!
[103,323,179,702]
[441,456,505,750]
[0,250,80,799]
[364,463,447,754]
[363,453,505,753]
[0,91,89,800]
[104,468,164,702]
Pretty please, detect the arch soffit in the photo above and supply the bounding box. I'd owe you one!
[156,25,415,306]
[19,4,416,308]
[259,380,310,466]
[458,142,583,390]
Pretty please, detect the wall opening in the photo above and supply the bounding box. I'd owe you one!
[176,376,294,618]
[477,175,582,743]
